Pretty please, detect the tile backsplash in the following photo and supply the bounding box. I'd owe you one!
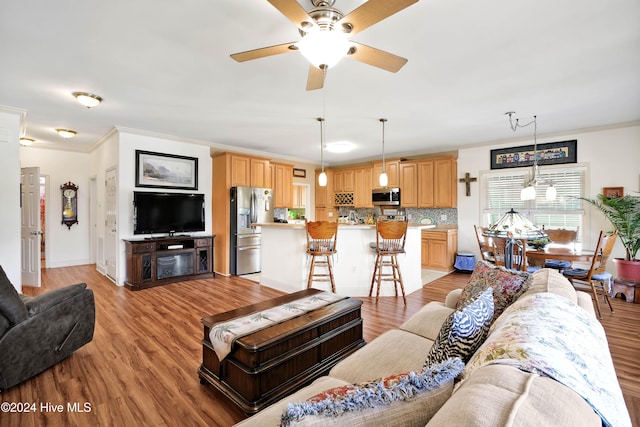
[337,207,458,225]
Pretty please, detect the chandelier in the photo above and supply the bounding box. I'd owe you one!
[505,112,556,201]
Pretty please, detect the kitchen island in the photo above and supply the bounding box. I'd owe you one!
[255,223,435,297]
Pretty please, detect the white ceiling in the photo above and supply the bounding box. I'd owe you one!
[2,0,639,166]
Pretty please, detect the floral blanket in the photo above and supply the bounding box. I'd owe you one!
[209,292,346,361]
[466,292,631,427]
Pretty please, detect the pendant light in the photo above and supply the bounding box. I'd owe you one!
[317,117,327,187]
[505,112,556,201]
[379,118,388,187]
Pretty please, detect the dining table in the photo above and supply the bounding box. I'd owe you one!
[526,247,595,267]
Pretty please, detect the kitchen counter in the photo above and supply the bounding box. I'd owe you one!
[254,222,441,297]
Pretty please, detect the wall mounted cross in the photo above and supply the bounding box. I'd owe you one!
[459,173,478,197]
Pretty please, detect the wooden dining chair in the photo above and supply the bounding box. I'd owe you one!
[306,221,338,292]
[542,226,579,271]
[563,230,618,319]
[474,225,495,263]
[492,238,539,272]
[369,220,408,305]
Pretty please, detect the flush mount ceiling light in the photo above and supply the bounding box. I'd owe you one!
[19,137,35,146]
[55,129,77,139]
[72,92,103,108]
[505,112,556,201]
[324,141,354,153]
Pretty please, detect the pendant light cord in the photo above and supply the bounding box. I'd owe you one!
[380,118,387,172]
[506,112,538,181]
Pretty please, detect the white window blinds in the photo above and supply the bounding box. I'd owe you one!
[480,165,587,241]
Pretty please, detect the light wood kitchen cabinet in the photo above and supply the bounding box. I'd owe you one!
[250,158,271,188]
[372,160,399,188]
[230,155,250,187]
[229,154,271,188]
[292,184,307,208]
[434,158,457,208]
[399,162,418,207]
[354,167,373,208]
[417,160,434,207]
[416,157,457,208]
[332,169,355,193]
[273,162,293,208]
[421,228,458,271]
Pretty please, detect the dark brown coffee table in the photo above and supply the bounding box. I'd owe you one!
[199,289,365,415]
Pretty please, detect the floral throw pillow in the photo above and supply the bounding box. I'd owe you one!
[425,287,494,366]
[457,260,532,322]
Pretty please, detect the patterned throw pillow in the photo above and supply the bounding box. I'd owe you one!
[425,287,494,366]
[456,260,532,322]
[280,358,465,427]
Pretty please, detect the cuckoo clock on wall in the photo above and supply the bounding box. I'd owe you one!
[60,181,78,229]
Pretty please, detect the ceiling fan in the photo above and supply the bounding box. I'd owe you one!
[230,0,419,91]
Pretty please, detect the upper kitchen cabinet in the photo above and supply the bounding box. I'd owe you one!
[372,160,399,189]
[417,160,434,207]
[291,184,307,209]
[354,167,373,208]
[273,162,293,208]
[416,157,457,208]
[228,154,271,188]
[399,162,418,207]
[434,158,457,208]
[332,169,355,193]
[250,158,271,188]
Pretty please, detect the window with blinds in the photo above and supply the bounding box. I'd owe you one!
[480,165,587,242]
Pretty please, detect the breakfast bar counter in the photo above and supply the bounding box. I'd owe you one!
[255,223,432,297]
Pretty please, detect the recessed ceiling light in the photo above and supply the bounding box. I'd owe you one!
[55,129,77,138]
[19,137,35,146]
[72,92,103,108]
[325,141,354,153]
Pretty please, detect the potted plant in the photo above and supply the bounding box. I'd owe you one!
[580,193,640,281]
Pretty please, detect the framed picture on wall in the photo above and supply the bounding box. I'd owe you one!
[135,150,198,190]
[603,187,624,198]
[490,140,577,170]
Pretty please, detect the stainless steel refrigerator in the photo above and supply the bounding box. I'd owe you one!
[229,186,274,275]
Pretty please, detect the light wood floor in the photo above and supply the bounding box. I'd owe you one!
[3,265,639,426]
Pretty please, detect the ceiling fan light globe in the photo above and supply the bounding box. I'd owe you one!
[297,30,350,69]
[318,171,327,187]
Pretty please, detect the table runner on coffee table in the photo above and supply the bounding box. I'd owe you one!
[209,291,346,361]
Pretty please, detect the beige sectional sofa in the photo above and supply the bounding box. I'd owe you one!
[235,267,630,427]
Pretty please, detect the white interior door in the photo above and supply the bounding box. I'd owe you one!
[21,167,41,287]
[105,168,117,281]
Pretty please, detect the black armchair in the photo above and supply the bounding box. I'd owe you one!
[0,266,95,390]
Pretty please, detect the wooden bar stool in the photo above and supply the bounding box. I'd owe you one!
[369,220,408,305]
[306,221,338,292]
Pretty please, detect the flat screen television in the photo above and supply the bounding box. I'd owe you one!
[133,191,205,235]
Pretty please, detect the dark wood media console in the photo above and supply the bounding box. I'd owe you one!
[123,235,215,290]
[199,289,365,415]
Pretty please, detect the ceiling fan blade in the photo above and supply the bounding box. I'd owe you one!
[267,0,316,31]
[347,42,408,72]
[306,65,326,91]
[338,0,419,36]
[230,42,297,62]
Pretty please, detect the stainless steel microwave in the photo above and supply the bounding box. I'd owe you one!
[372,188,400,206]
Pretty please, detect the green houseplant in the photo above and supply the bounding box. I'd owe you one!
[580,193,640,280]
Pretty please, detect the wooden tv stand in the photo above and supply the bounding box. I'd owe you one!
[123,235,215,291]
